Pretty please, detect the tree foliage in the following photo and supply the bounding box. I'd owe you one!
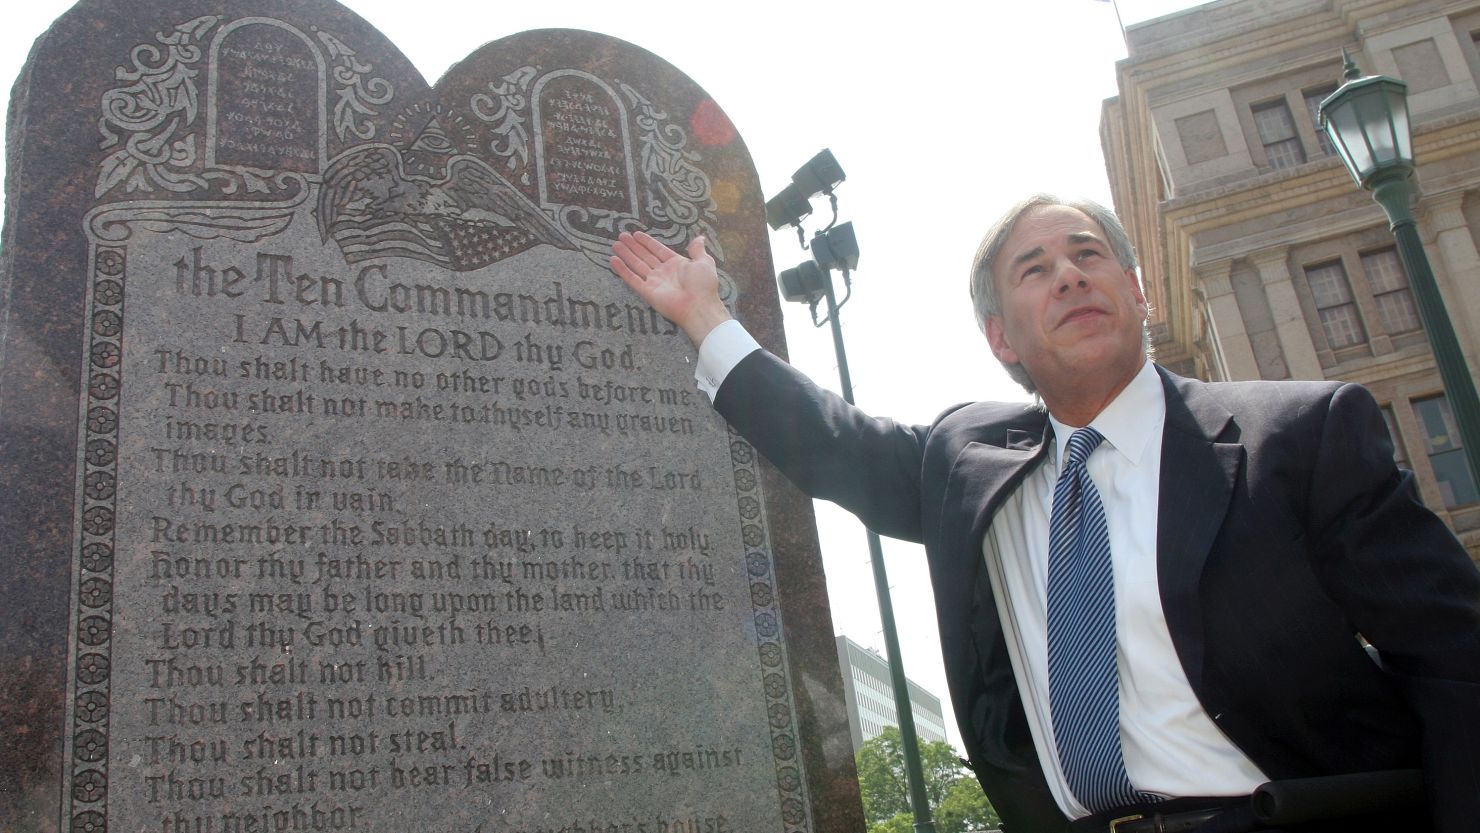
[936,777,1000,833]
[855,727,1001,833]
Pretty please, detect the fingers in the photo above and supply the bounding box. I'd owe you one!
[631,231,677,263]
[610,232,707,290]
[613,231,670,272]
[611,237,656,278]
[608,255,644,290]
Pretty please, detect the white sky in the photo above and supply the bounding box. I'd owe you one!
[2,0,1209,751]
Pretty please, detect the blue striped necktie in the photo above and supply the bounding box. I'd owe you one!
[1046,427,1142,812]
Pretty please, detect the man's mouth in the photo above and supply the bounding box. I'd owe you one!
[1058,305,1106,327]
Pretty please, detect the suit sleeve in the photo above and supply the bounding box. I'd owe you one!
[1305,383,1480,833]
[712,349,934,543]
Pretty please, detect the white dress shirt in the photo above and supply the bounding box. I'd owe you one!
[982,360,1264,818]
[693,324,1266,818]
[694,320,758,400]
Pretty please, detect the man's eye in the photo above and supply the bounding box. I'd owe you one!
[1022,265,1044,279]
[1077,249,1100,261]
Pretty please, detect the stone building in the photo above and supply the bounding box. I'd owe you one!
[1102,0,1480,556]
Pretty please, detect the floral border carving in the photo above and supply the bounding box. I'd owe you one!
[95,14,393,199]
[619,81,724,261]
[315,27,395,142]
[729,426,815,833]
[471,65,538,186]
[63,242,128,832]
[96,14,221,197]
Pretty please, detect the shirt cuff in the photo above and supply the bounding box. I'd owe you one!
[694,319,761,401]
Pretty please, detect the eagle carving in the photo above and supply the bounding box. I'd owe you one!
[317,145,576,271]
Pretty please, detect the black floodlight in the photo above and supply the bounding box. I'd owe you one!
[791,148,846,198]
[811,222,859,271]
[777,260,827,305]
[765,182,813,230]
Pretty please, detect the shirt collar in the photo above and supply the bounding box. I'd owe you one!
[1047,361,1166,469]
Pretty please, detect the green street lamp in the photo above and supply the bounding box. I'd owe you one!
[1320,51,1480,483]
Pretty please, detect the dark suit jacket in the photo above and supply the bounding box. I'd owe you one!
[715,352,1480,833]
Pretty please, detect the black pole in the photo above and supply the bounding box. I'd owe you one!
[820,269,937,833]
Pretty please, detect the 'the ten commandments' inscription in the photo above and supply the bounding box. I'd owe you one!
[97,229,782,833]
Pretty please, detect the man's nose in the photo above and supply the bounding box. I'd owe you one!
[1054,260,1090,294]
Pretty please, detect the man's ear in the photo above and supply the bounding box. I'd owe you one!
[1128,267,1149,321]
[985,315,1018,366]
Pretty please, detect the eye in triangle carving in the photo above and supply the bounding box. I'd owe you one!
[394,104,468,180]
[317,144,577,271]
[409,117,454,154]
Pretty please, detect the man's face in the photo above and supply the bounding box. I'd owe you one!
[984,204,1148,395]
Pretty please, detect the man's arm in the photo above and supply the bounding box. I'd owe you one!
[609,232,933,543]
[1306,383,1480,833]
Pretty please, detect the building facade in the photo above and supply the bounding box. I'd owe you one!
[1102,0,1480,557]
[834,635,949,756]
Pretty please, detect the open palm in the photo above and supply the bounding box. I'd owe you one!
[610,231,732,344]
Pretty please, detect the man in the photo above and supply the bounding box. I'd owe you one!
[609,196,1480,833]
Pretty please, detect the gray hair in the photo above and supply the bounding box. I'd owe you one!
[967,194,1144,393]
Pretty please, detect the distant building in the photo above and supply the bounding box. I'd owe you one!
[834,635,948,756]
[1102,0,1480,557]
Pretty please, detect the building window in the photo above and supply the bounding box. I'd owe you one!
[1361,248,1421,335]
[1303,84,1338,156]
[1381,406,1409,470]
[1253,99,1306,169]
[1304,260,1367,348]
[1413,395,1479,507]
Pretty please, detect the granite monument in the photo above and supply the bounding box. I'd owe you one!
[0,2,862,831]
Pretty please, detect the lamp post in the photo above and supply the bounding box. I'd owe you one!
[1320,51,1480,481]
[771,151,937,833]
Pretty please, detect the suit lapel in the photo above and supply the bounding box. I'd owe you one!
[937,422,1051,768]
[1155,368,1244,693]
[942,426,1052,587]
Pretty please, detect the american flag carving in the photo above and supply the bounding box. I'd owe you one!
[316,144,577,271]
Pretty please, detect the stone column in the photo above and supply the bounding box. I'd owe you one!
[1251,246,1324,379]
[1197,260,1260,380]
[1419,191,1480,360]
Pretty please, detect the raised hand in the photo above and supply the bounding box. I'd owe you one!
[610,231,733,346]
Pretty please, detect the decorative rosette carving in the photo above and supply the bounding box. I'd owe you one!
[67,243,126,828]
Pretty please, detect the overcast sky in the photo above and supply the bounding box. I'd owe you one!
[3,0,1209,750]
